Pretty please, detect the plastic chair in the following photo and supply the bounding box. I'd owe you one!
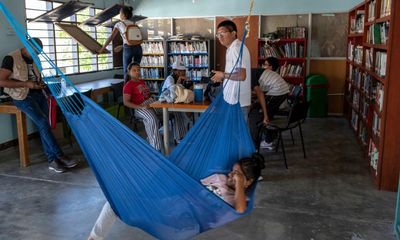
[257,101,310,169]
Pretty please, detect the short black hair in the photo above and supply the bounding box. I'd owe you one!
[27,37,43,52]
[239,153,265,188]
[120,6,133,19]
[217,20,237,33]
[266,57,280,72]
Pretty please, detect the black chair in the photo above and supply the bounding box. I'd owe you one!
[276,84,303,116]
[257,101,310,169]
[110,82,124,119]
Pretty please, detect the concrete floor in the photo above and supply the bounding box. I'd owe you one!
[0,117,397,240]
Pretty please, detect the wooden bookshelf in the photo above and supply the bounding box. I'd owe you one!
[345,0,399,191]
[257,34,307,86]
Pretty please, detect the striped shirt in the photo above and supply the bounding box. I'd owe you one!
[257,69,290,96]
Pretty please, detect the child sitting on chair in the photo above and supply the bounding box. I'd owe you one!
[123,62,162,151]
[87,153,265,240]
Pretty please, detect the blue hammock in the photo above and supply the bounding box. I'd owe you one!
[0,3,255,239]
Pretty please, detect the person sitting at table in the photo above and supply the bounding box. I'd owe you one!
[87,152,265,240]
[123,62,161,150]
[160,60,189,143]
[0,37,77,173]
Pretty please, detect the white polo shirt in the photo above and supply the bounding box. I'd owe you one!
[222,39,251,107]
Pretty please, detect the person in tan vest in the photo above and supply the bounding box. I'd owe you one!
[0,38,77,173]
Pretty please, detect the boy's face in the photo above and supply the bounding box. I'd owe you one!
[216,26,236,48]
[129,65,141,79]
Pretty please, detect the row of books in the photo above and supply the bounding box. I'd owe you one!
[145,81,161,93]
[168,56,208,68]
[350,67,362,89]
[141,68,164,80]
[352,89,360,110]
[360,97,369,120]
[141,56,164,67]
[260,42,305,59]
[375,51,387,77]
[367,22,389,45]
[380,0,391,17]
[185,69,209,82]
[368,140,379,175]
[368,0,376,22]
[141,42,164,55]
[350,10,365,34]
[280,63,303,78]
[168,42,208,54]
[276,27,306,39]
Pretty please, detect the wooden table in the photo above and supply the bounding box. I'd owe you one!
[149,101,210,154]
[0,102,29,167]
[74,78,124,101]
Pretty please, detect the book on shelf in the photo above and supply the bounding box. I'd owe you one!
[352,67,362,89]
[354,46,363,65]
[367,22,389,44]
[365,49,373,70]
[279,63,303,78]
[352,89,360,109]
[375,51,387,77]
[140,68,164,80]
[363,73,372,96]
[141,41,164,54]
[260,42,305,59]
[145,81,161,93]
[380,0,391,17]
[186,69,209,82]
[141,56,164,67]
[368,139,379,175]
[168,55,208,68]
[347,42,354,61]
[351,109,359,131]
[368,0,376,22]
[372,81,384,112]
[372,112,381,137]
[276,27,306,39]
[359,121,369,146]
[168,41,207,54]
[350,10,365,34]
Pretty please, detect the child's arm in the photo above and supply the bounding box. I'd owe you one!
[233,172,247,213]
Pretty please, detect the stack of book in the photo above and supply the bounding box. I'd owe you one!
[261,42,305,59]
[141,56,164,67]
[368,140,379,175]
[367,22,389,44]
[279,63,303,77]
[140,68,164,80]
[354,46,363,65]
[350,10,365,33]
[168,55,208,67]
[169,41,207,53]
[276,27,306,38]
[141,42,164,54]
[365,49,373,70]
[375,51,387,77]
[380,0,391,17]
[368,0,376,22]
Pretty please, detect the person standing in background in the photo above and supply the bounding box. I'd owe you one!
[98,6,143,76]
[211,20,251,123]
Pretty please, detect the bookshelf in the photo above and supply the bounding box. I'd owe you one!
[140,40,166,94]
[257,27,307,86]
[166,40,211,82]
[345,0,399,191]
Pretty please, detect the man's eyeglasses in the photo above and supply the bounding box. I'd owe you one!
[215,31,231,38]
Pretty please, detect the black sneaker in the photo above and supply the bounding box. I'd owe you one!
[48,159,67,173]
[58,155,78,168]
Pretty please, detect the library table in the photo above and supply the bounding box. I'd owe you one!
[149,101,210,154]
[74,78,124,101]
[0,102,29,167]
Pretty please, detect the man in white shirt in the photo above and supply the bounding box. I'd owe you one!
[211,20,251,122]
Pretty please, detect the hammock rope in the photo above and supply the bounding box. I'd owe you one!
[0,1,257,239]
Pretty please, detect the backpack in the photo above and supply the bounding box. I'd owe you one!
[204,82,222,102]
[122,21,143,46]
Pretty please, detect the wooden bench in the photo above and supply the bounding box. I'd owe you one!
[0,102,29,167]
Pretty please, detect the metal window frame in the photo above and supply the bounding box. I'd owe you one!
[25,0,114,76]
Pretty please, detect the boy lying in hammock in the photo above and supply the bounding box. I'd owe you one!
[88,153,264,240]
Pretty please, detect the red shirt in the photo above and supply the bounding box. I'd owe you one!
[123,79,150,105]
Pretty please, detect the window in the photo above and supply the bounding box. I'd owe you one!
[25,0,113,76]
